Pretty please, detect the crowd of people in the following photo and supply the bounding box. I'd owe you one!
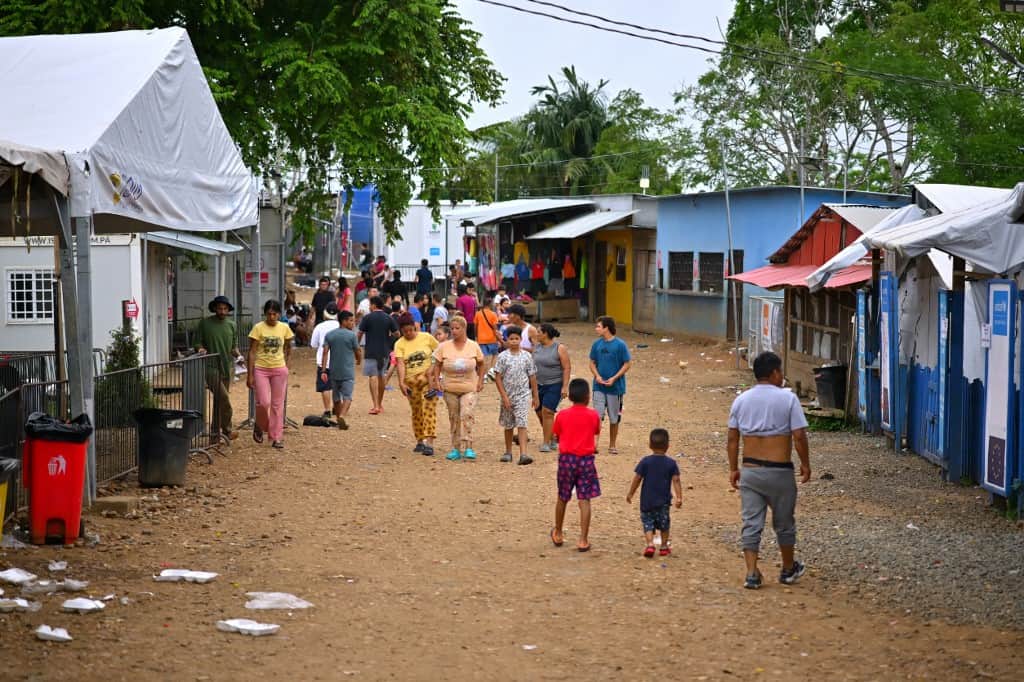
[194,260,811,587]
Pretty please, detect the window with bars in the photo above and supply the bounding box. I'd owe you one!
[698,252,725,293]
[668,251,693,291]
[6,268,55,323]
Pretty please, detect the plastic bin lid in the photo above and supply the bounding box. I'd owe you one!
[0,458,19,475]
[132,408,202,423]
[24,412,93,443]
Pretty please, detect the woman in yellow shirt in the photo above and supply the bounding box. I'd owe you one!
[247,299,294,448]
[394,313,440,457]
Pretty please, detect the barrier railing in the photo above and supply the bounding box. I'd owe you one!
[169,316,253,356]
[0,349,107,389]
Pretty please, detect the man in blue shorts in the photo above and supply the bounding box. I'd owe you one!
[588,316,631,454]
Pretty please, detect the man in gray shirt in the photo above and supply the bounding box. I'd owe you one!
[322,311,362,430]
[727,351,810,590]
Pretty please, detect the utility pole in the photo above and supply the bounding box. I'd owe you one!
[494,152,499,202]
[720,134,741,368]
[798,130,806,224]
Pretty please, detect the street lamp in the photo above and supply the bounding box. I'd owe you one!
[1001,1,1024,12]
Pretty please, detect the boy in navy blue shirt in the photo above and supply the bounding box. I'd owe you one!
[626,428,682,557]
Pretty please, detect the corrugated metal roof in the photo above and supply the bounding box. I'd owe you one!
[526,210,637,240]
[442,198,594,226]
[145,231,243,256]
[822,204,900,231]
[730,263,869,290]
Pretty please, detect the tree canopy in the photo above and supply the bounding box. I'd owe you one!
[0,0,504,242]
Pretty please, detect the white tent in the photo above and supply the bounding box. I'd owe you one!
[0,27,256,233]
[0,28,257,502]
[806,185,1013,291]
[863,184,1024,274]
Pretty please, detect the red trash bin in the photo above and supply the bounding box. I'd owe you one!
[22,412,92,545]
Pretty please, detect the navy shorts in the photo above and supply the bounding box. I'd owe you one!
[537,383,561,412]
[640,504,671,533]
[480,343,500,356]
[316,367,330,392]
[557,454,601,501]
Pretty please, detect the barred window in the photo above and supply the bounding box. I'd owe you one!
[6,268,55,323]
[668,251,693,291]
[698,252,725,293]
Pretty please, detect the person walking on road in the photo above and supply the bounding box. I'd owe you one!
[588,316,631,454]
[247,299,294,449]
[430,293,449,334]
[431,315,484,461]
[310,302,340,420]
[336,276,353,314]
[455,284,477,340]
[474,297,502,372]
[321,311,361,430]
[494,326,539,465]
[358,295,398,415]
[414,258,434,298]
[194,295,240,442]
[551,378,601,552]
[728,351,810,590]
[533,323,571,452]
[626,428,682,558]
[394,313,440,456]
[311,276,335,324]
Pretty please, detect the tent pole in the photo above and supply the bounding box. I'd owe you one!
[74,215,96,504]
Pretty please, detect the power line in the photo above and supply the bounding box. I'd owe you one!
[478,0,1024,97]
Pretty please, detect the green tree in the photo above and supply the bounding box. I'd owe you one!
[0,1,504,242]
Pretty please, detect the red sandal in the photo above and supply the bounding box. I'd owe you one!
[643,545,656,558]
[659,546,671,557]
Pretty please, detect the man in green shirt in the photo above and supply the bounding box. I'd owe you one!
[195,295,241,441]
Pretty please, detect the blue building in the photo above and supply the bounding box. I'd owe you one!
[653,186,909,338]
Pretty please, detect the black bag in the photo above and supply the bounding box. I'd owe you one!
[302,415,333,427]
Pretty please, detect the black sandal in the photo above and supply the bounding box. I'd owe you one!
[253,425,264,443]
[272,440,284,449]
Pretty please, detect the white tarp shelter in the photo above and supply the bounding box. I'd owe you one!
[0,27,257,502]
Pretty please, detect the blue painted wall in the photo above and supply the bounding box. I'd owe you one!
[654,187,908,337]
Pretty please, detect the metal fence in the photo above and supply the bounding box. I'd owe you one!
[0,349,107,389]
[169,316,253,356]
[1,354,225,522]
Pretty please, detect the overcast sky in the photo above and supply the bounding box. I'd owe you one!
[454,0,736,129]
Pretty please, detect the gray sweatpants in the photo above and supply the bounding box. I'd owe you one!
[739,467,797,552]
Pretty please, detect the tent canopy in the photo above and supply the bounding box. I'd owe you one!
[526,210,637,240]
[0,27,257,235]
[145,230,243,256]
[863,183,1024,274]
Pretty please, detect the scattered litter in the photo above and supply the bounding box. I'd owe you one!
[635,344,649,349]
[48,561,67,572]
[84,532,101,546]
[0,598,41,612]
[216,618,281,636]
[35,625,72,642]
[658,377,671,384]
[101,594,117,601]
[1,534,28,549]
[21,581,59,595]
[521,644,538,651]
[61,579,89,592]
[0,568,37,585]
[62,597,106,613]
[660,338,672,343]
[153,569,219,583]
[678,361,688,369]
[120,596,132,606]
[244,592,313,610]
[905,522,920,531]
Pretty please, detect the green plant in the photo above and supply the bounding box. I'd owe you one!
[95,323,156,428]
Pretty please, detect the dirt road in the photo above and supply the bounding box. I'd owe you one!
[2,323,1022,680]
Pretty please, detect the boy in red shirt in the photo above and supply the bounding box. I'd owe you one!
[551,378,601,552]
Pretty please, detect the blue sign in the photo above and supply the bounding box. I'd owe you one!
[993,290,1009,336]
[429,247,441,256]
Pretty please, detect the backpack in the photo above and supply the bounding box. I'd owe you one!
[302,415,333,427]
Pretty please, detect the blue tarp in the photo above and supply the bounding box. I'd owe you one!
[344,185,377,245]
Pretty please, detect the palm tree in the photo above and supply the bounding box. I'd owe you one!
[524,66,611,194]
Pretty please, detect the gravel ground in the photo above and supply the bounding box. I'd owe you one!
[710,430,1024,629]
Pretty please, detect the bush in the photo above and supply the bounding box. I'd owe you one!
[95,324,156,427]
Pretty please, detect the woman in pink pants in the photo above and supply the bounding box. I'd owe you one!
[247,299,294,449]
